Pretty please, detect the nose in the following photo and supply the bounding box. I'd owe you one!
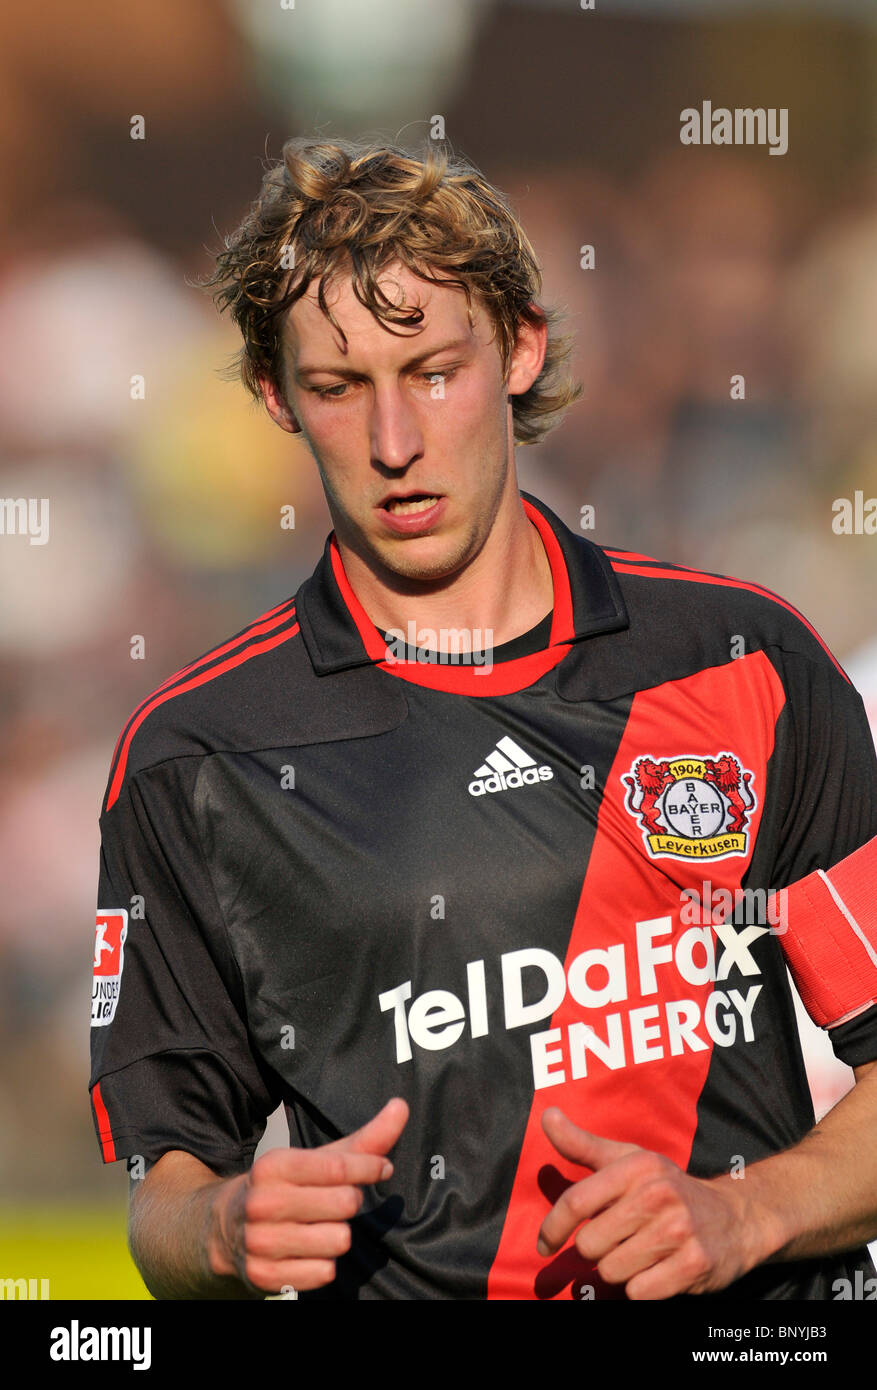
[369,380,424,472]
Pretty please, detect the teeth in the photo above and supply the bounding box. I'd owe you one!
[386,496,438,515]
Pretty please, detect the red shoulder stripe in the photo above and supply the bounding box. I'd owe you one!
[107,600,296,787]
[154,597,296,696]
[609,558,849,683]
[105,621,300,812]
[602,547,659,563]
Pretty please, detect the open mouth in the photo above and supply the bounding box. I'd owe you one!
[381,494,441,516]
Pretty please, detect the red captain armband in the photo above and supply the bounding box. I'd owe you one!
[779,835,877,1028]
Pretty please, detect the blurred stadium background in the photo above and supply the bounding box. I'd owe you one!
[1,0,876,1299]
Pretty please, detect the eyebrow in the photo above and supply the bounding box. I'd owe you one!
[294,338,473,379]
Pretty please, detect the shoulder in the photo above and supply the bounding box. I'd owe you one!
[600,544,849,681]
[101,586,410,815]
[522,494,850,690]
[102,596,304,812]
[557,539,852,703]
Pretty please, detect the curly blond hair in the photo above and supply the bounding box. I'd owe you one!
[201,138,581,445]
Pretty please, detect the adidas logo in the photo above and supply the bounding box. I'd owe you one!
[468,736,553,798]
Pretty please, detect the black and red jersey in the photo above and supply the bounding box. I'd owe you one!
[90,492,877,1300]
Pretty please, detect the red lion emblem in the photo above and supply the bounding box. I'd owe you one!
[623,757,673,834]
[704,754,753,834]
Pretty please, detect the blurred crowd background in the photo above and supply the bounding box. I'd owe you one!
[1,0,877,1295]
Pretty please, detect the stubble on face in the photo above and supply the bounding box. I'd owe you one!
[280,263,516,594]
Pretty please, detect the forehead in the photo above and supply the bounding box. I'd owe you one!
[281,261,489,369]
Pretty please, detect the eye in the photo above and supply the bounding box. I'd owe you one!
[311,383,350,398]
[420,367,458,385]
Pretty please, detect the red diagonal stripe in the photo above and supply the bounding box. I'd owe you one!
[487,651,784,1299]
[105,623,300,811]
[153,600,297,696]
[602,548,660,563]
[107,601,297,777]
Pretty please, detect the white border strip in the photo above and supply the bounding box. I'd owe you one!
[818,869,877,970]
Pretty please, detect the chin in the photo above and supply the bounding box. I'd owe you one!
[384,555,464,583]
[377,538,473,584]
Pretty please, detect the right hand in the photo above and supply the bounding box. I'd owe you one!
[208,1098,409,1295]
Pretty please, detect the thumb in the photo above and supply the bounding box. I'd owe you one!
[541,1108,641,1170]
[327,1098,409,1163]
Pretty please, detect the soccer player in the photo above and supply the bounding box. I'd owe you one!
[90,139,877,1301]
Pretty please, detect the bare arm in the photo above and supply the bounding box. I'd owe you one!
[716,1058,877,1264]
[129,1151,259,1301]
[128,1099,409,1301]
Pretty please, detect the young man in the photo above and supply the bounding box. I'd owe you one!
[90,139,877,1301]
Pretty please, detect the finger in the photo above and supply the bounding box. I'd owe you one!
[537,1164,638,1256]
[541,1108,641,1171]
[623,1244,711,1301]
[245,1218,354,1263]
[597,1213,715,1297]
[583,1212,683,1288]
[571,1197,646,1265]
[328,1098,410,1159]
[243,1256,339,1295]
[246,1182,363,1225]
[255,1145,391,1189]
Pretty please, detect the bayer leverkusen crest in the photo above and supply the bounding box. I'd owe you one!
[622,753,756,861]
[92,909,129,1027]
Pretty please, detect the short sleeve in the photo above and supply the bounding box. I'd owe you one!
[767,647,877,1066]
[89,756,283,1175]
[768,649,877,886]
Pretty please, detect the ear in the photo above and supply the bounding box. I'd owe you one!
[506,307,548,397]
[258,374,302,434]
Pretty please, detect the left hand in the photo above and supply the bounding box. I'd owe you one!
[536,1108,759,1299]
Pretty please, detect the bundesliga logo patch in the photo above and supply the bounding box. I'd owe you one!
[622,753,756,861]
[92,909,129,1027]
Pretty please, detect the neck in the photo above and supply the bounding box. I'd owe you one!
[335,494,554,652]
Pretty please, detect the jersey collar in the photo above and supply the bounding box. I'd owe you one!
[295,491,629,691]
